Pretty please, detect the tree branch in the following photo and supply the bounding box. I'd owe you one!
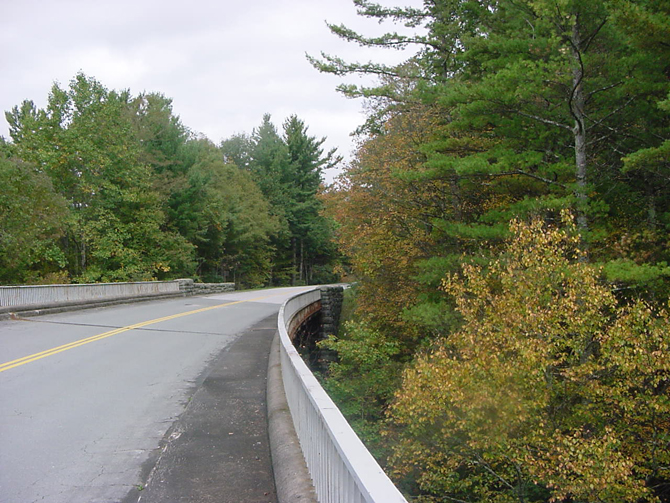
[585,81,623,101]
[584,95,636,131]
[582,17,608,53]
[472,452,516,491]
[509,109,572,131]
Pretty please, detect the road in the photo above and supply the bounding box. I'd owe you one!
[0,287,311,503]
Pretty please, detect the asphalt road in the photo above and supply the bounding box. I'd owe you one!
[0,287,311,503]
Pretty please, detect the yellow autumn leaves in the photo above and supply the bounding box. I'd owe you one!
[388,214,669,502]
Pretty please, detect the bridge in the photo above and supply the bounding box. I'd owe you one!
[0,282,406,502]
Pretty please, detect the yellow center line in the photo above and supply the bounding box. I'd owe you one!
[0,292,284,374]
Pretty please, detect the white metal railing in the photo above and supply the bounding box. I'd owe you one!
[0,281,180,309]
[278,289,408,503]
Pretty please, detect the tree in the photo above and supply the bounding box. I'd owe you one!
[318,319,404,460]
[170,139,277,287]
[388,214,670,502]
[5,73,194,281]
[0,152,68,284]
[311,0,670,289]
[322,104,452,336]
[318,106,461,459]
[311,2,670,499]
[220,132,253,169]
[283,115,341,284]
[245,114,294,283]
[222,114,341,285]
[128,92,189,175]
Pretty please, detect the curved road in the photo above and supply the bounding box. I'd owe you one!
[0,287,311,503]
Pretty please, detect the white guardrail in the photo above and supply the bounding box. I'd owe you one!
[0,281,179,309]
[278,289,408,503]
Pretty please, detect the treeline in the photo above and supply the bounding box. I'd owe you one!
[314,1,669,502]
[0,73,339,287]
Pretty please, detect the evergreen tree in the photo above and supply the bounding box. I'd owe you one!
[313,2,670,499]
[224,114,341,285]
[283,115,341,284]
[246,114,294,283]
[312,0,670,292]
[220,132,253,170]
[129,92,189,175]
[170,139,277,287]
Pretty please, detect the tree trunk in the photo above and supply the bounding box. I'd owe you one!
[299,238,304,284]
[646,176,657,230]
[571,19,589,234]
[292,238,297,286]
[81,236,87,274]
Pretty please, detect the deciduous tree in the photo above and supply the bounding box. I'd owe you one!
[389,215,670,502]
[0,152,68,284]
[6,73,194,281]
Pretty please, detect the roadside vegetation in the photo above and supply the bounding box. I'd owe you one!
[315,1,670,501]
[1,76,340,287]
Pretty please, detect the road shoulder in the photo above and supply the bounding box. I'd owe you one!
[127,314,278,503]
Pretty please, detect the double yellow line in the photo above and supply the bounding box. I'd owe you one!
[0,293,277,374]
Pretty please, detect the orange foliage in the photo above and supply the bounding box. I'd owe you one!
[323,106,447,335]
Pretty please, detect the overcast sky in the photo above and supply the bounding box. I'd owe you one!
[0,0,422,182]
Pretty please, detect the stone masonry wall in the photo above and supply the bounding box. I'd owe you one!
[175,279,235,295]
[320,286,344,339]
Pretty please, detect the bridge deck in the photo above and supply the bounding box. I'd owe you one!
[129,314,279,503]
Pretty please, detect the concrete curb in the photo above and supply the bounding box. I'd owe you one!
[0,292,186,321]
[267,331,317,503]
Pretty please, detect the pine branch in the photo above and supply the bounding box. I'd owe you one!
[328,23,414,49]
[514,169,567,188]
[582,17,608,53]
[585,81,623,101]
[584,95,636,131]
[353,0,428,27]
[327,22,433,51]
[509,109,573,131]
[307,52,403,78]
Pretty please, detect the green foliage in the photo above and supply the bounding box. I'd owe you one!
[603,259,670,299]
[128,92,189,175]
[5,73,195,282]
[221,114,341,286]
[319,319,405,459]
[317,0,669,273]
[172,141,277,287]
[220,133,253,169]
[0,155,68,284]
[2,72,341,287]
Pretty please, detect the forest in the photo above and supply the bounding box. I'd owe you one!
[313,0,670,502]
[1,74,340,287]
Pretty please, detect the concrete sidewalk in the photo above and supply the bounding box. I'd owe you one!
[126,314,279,503]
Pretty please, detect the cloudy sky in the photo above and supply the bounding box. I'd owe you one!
[0,0,422,182]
